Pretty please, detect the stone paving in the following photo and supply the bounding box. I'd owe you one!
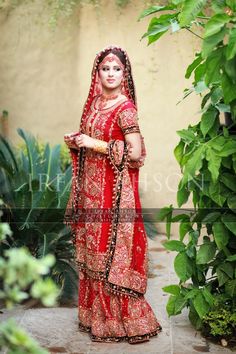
[0,234,235,354]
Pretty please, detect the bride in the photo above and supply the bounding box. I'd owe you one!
[64,45,162,344]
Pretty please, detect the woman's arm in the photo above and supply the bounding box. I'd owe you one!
[116,104,142,161]
[123,132,142,161]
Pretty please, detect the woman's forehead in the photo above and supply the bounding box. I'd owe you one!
[98,52,125,70]
[100,60,122,67]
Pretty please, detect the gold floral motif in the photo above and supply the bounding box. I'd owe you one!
[117,107,140,135]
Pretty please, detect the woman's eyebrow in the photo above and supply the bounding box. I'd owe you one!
[101,64,121,68]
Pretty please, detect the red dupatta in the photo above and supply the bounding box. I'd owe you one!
[64,45,147,298]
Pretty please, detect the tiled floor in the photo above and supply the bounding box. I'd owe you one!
[0,234,234,354]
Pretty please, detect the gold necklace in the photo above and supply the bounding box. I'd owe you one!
[97,93,119,110]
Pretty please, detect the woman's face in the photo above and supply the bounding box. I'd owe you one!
[98,54,124,91]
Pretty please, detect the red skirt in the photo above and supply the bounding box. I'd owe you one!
[78,270,162,344]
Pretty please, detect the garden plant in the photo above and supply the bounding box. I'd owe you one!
[140,0,236,347]
[0,200,60,353]
[0,129,77,304]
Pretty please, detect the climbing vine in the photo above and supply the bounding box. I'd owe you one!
[0,0,136,29]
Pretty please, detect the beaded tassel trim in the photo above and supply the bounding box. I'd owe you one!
[78,322,163,344]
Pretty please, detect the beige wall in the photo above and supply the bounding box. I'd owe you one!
[0,1,202,234]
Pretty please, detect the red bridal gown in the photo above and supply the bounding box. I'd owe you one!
[65,95,162,344]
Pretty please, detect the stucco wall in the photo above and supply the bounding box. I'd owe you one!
[0,1,202,234]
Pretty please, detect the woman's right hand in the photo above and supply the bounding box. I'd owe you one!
[64,132,80,149]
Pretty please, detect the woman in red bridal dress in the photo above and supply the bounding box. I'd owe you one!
[64,45,162,344]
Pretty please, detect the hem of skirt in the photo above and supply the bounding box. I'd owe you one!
[78,321,163,344]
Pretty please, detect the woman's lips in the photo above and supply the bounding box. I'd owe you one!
[107,79,115,83]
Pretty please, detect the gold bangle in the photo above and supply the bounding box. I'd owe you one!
[93,138,108,154]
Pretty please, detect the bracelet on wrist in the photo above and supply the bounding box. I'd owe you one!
[93,138,108,154]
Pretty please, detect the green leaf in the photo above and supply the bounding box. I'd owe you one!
[194,62,207,83]
[207,135,225,150]
[166,295,176,316]
[202,26,227,59]
[189,303,202,329]
[173,0,184,4]
[227,195,236,210]
[226,28,236,60]
[184,288,199,299]
[179,221,192,241]
[223,126,228,137]
[147,29,169,45]
[222,213,236,235]
[162,284,180,296]
[196,242,216,264]
[212,222,230,250]
[222,72,236,104]
[226,0,236,12]
[142,14,175,44]
[194,80,208,93]
[211,0,227,13]
[205,146,222,182]
[222,156,232,168]
[225,279,236,297]
[17,128,41,180]
[205,47,224,85]
[166,293,187,315]
[138,5,175,21]
[200,106,218,137]
[174,252,193,281]
[226,254,236,261]
[202,287,215,307]
[156,205,172,221]
[202,211,221,223]
[185,53,203,79]
[163,240,186,252]
[224,58,236,80]
[201,92,211,109]
[171,214,190,223]
[193,292,210,318]
[215,103,231,112]
[218,140,236,156]
[182,145,206,184]
[220,172,236,192]
[206,117,220,138]
[178,0,207,27]
[211,86,223,104]
[176,129,196,142]
[174,294,187,314]
[204,13,231,38]
[186,244,196,258]
[217,262,234,279]
[174,140,185,164]
[209,182,227,206]
[177,186,190,207]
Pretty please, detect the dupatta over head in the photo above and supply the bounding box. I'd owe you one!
[64,45,148,298]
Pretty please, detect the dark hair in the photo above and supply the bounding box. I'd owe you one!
[97,48,126,68]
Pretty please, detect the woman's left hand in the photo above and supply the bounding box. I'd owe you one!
[75,134,96,149]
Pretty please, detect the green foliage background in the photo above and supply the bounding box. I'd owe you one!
[140,0,236,344]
